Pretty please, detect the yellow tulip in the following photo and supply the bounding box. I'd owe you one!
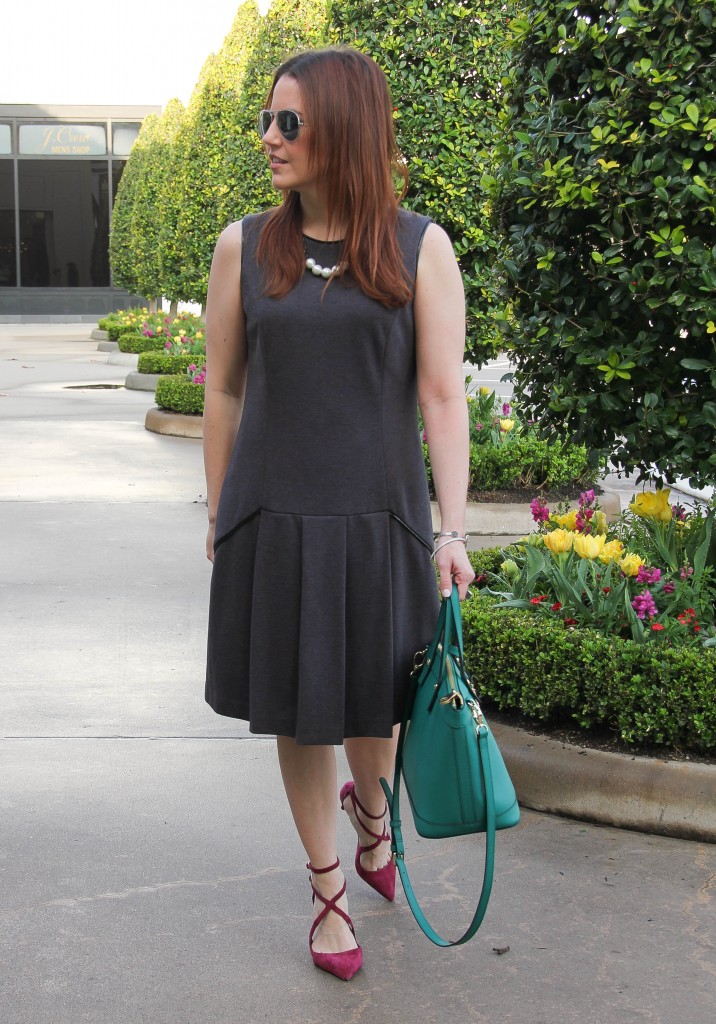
[629,490,672,523]
[500,419,515,432]
[551,509,579,531]
[593,510,609,535]
[501,559,519,579]
[598,539,625,564]
[479,386,491,396]
[544,529,574,554]
[620,553,646,577]
[573,533,606,559]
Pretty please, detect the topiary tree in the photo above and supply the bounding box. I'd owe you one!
[110,114,161,296]
[494,0,716,487]
[171,1,262,305]
[330,0,515,364]
[154,98,188,314]
[131,102,186,303]
[219,0,329,229]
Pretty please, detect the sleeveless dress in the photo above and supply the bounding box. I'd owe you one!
[205,207,440,744]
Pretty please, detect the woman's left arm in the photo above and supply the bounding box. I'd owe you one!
[415,222,475,600]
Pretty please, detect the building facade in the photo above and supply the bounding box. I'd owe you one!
[0,104,160,321]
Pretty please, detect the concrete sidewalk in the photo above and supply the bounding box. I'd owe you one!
[1,328,715,1024]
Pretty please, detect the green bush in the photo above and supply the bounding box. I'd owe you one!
[137,352,204,375]
[493,0,716,486]
[155,375,205,415]
[461,592,716,754]
[118,332,166,354]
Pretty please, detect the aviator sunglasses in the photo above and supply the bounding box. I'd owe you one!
[257,108,309,143]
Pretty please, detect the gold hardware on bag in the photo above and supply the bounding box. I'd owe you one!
[440,691,465,710]
[466,699,485,727]
[439,655,465,710]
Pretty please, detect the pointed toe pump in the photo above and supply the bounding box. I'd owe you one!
[307,859,363,981]
[340,781,396,903]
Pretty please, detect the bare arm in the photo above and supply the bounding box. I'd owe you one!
[415,222,474,599]
[203,220,247,561]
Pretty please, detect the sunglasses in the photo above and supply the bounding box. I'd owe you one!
[257,108,309,143]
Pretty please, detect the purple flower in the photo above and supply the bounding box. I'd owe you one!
[188,363,197,373]
[193,371,206,385]
[579,489,595,507]
[679,566,694,580]
[530,497,550,523]
[663,582,675,595]
[502,402,512,416]
[632,590,658,620]
[672,504,687,522]
[475,422,483,431]
[636,566,662,585]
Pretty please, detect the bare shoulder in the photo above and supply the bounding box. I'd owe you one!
[214,219,243,258]
[420,221,455,256]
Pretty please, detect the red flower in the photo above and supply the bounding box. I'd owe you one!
[530,595,548,604]
[651,623,665,632]
[602,587,611,594]
[563,618,578,627]
[550,602,563,611]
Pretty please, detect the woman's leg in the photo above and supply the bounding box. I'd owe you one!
[343,729,398,871]
[276,736,358,954]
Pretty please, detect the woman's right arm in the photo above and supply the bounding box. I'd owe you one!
[203,220,247,562]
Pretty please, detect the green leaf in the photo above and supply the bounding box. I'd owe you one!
[686,104,699,125]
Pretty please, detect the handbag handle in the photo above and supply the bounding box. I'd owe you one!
[380,590,497,947]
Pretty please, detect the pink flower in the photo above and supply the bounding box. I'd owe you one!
[474,422,483,431]
[579,489,595,506]
[663,582,675,595]
[530,497,550,523]
[422,430,427,443]
[632,590,658,620]
[679,566,693,580]
[188,364,197,373]
[502,402,511,416]
[193,372,206,385]
[637,566,662,585]
[164,340,172,349]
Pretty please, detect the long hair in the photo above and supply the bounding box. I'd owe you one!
[256,47,411,308]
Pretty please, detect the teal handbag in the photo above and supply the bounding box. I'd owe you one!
[380,587,520,946]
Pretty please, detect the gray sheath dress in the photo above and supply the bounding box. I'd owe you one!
[205,207,440,744]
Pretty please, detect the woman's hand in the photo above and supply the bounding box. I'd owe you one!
[434,542,475,601]
[206,522,216,563]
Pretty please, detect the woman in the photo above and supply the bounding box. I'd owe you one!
[203,46,474,980]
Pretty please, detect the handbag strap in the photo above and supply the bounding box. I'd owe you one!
[380,596,497,946]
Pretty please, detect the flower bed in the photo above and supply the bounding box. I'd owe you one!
[461,588,716,755]
[118,331,167,354]
[422,387,597,495]
[154,366,205,416]
[465,489,716,755]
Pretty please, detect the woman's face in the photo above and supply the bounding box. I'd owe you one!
[262,75,316,195]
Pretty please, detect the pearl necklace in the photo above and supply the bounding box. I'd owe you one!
[305,256,339,279]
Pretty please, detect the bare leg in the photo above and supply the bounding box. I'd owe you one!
[342,728,398,871]
[276,736,358,954]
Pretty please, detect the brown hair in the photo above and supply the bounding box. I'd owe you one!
[255,47,411,308]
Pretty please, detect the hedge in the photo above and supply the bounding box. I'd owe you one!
[155,375,205,415]
[462,551,715,754]
[137,352,204,375]
[118,332,167,354]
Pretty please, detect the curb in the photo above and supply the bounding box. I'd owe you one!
[108,351,139,367]
[492,721,716,843]
[126,370,160,392]
[91,328,109,341]
[145,407,203,439]
[97,340,118,353]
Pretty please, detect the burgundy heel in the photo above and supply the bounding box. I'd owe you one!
[307,859,363,981]
[340,781,396,902]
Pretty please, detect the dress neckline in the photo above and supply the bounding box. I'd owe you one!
[302,233,344,244]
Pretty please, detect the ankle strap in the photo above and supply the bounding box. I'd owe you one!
[351,788,387,821]
[307,858,340,875]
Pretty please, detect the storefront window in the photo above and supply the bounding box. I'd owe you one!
[0,125,11,155]
[19,123,106,156]
[0,162,17,286]
[112,124,140,156]
[18,160,110,287]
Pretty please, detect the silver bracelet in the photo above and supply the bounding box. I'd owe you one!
[434,530,466,539]
[431,536,468,560]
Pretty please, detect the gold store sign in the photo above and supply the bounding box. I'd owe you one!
[19,124,106,156]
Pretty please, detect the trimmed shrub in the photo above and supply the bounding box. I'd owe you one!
[493,0,716,486]
[155,375,205,415]
[331,0,515,364]
[137,352,204,375]
[461,593,716,754]
[118,333,166,354]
